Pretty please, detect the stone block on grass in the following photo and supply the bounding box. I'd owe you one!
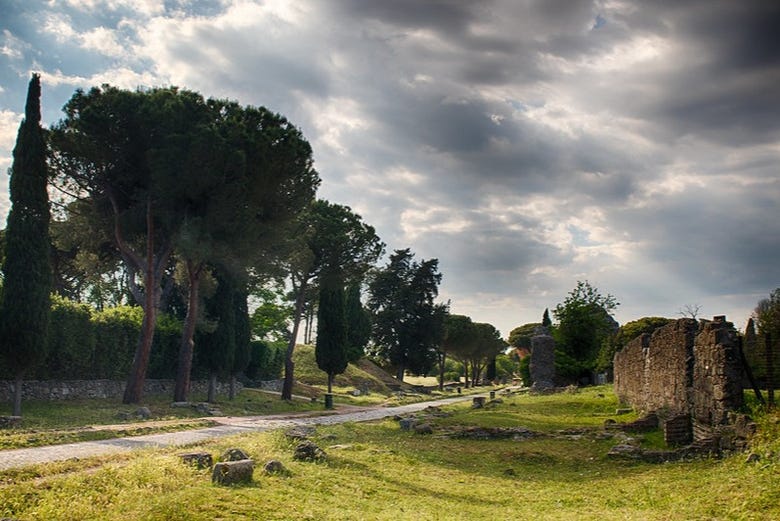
[212,459,254,485]
[180,452,213,469]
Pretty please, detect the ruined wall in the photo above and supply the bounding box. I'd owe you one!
[692,319,744,429]
[614,317,743,436]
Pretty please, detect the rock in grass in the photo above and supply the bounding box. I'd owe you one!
[263,460,287,475]
[180,452,213,469]
[414,423,434,435]
[135,406,152,420]
[293,440,327,462]
[212,459,254,485]
[398,417,416,431]
[285,426,316,441]
[221,448,251,462]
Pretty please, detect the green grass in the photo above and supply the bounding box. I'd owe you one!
[2,385,779,520]
[0,388,326,449]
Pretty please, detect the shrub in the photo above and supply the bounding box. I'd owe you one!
[40,295,96,379]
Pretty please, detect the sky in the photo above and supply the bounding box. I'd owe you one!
[1,0,778,338]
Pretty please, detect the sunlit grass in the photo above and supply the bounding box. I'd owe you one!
[2,385,779,520]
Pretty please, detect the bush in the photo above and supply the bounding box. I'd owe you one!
[148,313,184,379]
[40,295,96,379]
[92,305,143,379]
[246,340,285,381]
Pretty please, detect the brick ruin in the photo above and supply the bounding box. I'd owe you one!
[613,316,745,445]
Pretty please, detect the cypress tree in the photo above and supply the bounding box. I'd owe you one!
[315,281,348,394]
[344,282,371,363]
[0,73,52,416]
[542,308,552,328]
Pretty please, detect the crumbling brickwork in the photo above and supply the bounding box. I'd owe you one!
[613,316,743,442]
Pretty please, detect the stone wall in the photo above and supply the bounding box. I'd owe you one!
[0,378,242,402]
[614,316,743,440]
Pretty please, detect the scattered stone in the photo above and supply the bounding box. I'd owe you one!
[135,406,152,420]
[414,423,433,435]
[486,398,504,406]
[180,452,213,469]
[321,434,338,441]
[446,426,537,440]
[503,468,516,476]
[221,448,251,462]
[350,389,361,396]
[285,425,316,441]
[745,453,761,464]
[399,418,416,431]
[328,444,354,450]
[170,401,191,408]
[472,397,486,408]
[293,440,327,462]
[212,459,254,485]
[0,416,22,429]
[115,411,132,421]
[619,413,659,433]
[263,460,288,475]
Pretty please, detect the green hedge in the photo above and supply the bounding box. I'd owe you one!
[0,297,186,380]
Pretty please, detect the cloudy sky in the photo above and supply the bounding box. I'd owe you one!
[1,0,778,337]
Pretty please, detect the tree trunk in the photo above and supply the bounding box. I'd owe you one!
[121,198,171,404]
[327,373,333,394]
[12,372,23,417]
[282,280,307,400]
[228,374,237,401]
[174,261,203,402]
[207,372,217,403]
[123,303,157,403]
[396,363,405,382]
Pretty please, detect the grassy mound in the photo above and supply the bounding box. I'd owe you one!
[291,344,397,393]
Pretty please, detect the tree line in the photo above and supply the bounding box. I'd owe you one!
[0,76,508,415]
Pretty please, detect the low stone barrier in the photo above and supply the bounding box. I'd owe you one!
[0,379,242,402]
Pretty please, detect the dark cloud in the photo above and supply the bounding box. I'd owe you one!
[1,0,778,335]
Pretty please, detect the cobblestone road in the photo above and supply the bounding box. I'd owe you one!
[0,395,476,470]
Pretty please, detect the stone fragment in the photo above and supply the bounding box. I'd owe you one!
[221,448,250,462]
[263,460,287,475]
[414,423,433,435]
[398,417,416,431]
[285,426,316,441]
[293,440,327,462]
[0,416,23,429]
[180,452,213,469]
[135,406,152,420]
[472,397,486,408]
[212,459,254,485]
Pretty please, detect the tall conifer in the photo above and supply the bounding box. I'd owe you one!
[1,74,52,416]
[315,281,348,394]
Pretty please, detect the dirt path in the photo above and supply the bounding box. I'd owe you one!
[0,395,478,471]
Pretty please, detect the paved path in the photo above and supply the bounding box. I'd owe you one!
[0,395,477,471]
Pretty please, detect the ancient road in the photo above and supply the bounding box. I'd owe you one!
[0,395,479,471]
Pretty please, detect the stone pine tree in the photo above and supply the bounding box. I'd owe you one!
[315,280,348,395]
[197,267,236,403]
[0,74,52,416]
[230,281,252,400]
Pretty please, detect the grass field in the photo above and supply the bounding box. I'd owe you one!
[2,385,779,520]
